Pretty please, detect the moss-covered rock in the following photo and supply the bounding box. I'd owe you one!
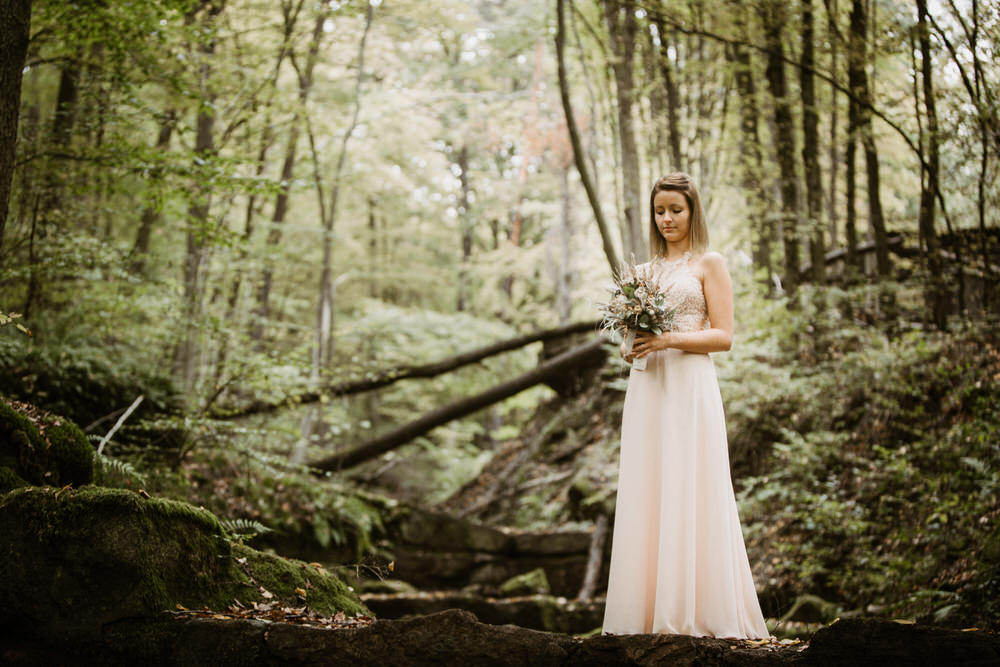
[500,568,551,597]
[0,398,93,486]
[0,486,367,642]
[0,465,28,492]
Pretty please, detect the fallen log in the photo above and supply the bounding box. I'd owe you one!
[309,339,608,472]
[218,320,601,419]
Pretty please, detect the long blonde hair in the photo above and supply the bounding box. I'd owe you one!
[648,172,709,259]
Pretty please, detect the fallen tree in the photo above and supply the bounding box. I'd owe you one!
[218,320,601,419]
[308,339,608,472]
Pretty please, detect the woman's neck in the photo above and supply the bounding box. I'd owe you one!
[663,241,691,261]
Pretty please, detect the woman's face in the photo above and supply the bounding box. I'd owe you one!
[653,190,690,245]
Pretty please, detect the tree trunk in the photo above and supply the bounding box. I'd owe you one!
[130,110,176,274]
[850,0,890,277]
[308,339,607,472]
[314,0,374,369]
[603,0,644,260]
[0,0,30,256]
[557,164,572,324]
[800,0,825,284]
[763,1,800,294]
[652,7,683,170]
[174,1,225,394]
[555,0,621,272]
[916,0,948,329]
[252,5,327,343]
[826,0,840,248]
[729,0,772,289]
[457,144,472,311]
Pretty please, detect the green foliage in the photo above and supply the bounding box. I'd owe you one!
[92,451,147,489]
[219,517,273,542]
[0,337,182,439]
[732,313,1000,628]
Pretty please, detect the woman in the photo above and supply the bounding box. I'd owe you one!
[602,173,768,639]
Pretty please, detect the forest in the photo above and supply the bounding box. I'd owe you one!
[1,0,999,664]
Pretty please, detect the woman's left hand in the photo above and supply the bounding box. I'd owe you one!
[632,331,674,359]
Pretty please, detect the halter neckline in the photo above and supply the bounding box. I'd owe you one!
[655,251,692,268]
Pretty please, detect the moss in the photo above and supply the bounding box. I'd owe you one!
[0,486,367,642]
[0,465,28,492]
[43,418,93,486]
[232,543,369,617]
[0,398,93,486]
[500,568,551,597]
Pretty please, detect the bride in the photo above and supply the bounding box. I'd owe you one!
[601,173,769,639]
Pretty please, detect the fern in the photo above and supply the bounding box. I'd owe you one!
[220,518,273,542]
[92,451,146,487]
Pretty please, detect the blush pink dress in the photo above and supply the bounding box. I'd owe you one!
[602,254,768,639]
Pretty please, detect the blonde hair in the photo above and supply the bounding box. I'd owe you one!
[648,172,709,259]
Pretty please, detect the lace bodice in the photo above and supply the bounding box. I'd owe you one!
[647,253,709,333]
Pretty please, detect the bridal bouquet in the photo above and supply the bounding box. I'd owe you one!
[598,262,675,371]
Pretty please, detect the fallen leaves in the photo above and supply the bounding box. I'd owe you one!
[167,601,375,630]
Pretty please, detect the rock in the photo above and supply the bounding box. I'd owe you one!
[511,530,592,555]
[0,486,367,643]
[361,591,603,634]
[778,594,840,624]
[500,568,551,596]
[393,507,513,553]
[803,617,1000,666]
[5,604,1000,666]
[358,578,419,594]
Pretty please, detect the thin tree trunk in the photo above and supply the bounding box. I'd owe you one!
[314,0,374,369]
[556,0,621,272]
[916,0,948,329]
[253,3,326,343]
[369,197,378,299]
[827,0,840,248]
[763,1,800,294]
[653,6,683,169]
[0,0,31,256]
[130,110,176,274]
[850,0,890,277]
[603,0,644,260]
[577,513,609,601]
[457,144,472,311]
[174,1,225,394]
[558,163,573,324]
[729,0,771,289]
[801,0,825,283]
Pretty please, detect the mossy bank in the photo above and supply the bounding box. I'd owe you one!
[0,486,367,642]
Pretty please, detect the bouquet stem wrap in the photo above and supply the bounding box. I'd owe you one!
[623,329,647,371]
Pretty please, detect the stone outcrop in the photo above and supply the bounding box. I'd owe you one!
[4,609,999,667]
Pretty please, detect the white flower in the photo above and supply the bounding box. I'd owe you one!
[634,286,649,301]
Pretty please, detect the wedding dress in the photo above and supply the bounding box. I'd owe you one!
[601,254,768,639]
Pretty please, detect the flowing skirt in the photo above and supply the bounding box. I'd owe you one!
[602,348,768,639]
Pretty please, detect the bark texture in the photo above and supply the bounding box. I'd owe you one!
[0,0,30,255]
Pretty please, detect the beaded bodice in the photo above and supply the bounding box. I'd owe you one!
[648,253,709,333]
